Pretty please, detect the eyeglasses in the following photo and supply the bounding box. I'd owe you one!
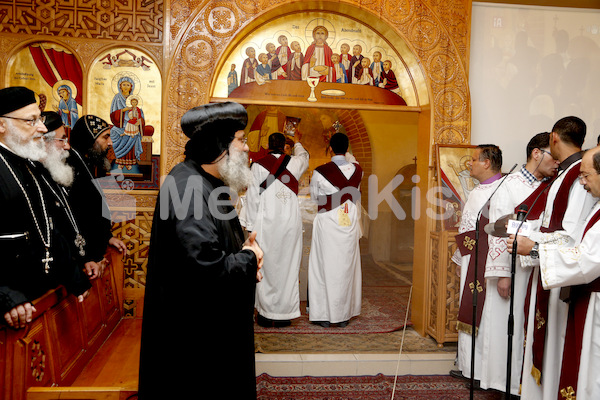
[44,136,69,144]
[539,149,552,156]
[1,115,46,127]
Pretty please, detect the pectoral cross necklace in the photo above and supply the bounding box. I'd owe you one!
[40,174,86,257]
[0,154,53,273]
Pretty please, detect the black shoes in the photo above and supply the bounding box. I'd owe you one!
[311,320,350,328]
[256,313,291,328]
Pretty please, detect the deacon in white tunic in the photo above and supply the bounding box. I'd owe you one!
[308,133,362,326]
[534,146,600,400]
[509,117,595,400]
[245,133,309,324]
[479,133,558,395]
[452,145,503,381]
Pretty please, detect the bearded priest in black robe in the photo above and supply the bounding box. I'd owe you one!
[0,86,91,329]
[138,102,263,399]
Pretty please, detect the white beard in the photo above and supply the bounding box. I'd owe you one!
[3,120,47,161]
[41,145,74,187]
[218,146,253,193]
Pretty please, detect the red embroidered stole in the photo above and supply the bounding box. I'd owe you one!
[517,178,553,220]
[315,162,362,212]
[455,203,490,334]
[518,178,553,381]
[530,163,581,385]
[556,206,600,400]
[254,154,298,195]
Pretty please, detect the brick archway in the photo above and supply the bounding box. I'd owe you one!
[338,110,372,208]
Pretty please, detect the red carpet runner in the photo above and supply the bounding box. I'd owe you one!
[254,286,412,334]
[256,374,503,399]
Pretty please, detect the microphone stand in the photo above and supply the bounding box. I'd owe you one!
[505,206,527,399]
[469,163,517,400]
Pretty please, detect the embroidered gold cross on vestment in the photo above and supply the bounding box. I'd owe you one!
[560,386,575,399]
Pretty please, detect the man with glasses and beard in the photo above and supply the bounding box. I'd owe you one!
[41,111,74,187]
[138,102,264,400]
[0,87,91,329]
[68,115,127,280]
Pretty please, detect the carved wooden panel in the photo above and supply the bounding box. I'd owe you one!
[111,200,155,318]
[47,297,84,383]
[428,232,440,334]
[445,234,460,334]
[427,230,459,344]
[0,0,164,42]
[98,257,121,326]
[80,284,105,350]
[13,320,53,399]
[0,256,123,400]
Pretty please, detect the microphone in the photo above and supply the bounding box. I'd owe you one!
[469,162,517,399]
[516,204,528,221]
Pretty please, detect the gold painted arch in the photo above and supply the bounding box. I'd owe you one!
[165,0,471,172]
[166,0,472,334]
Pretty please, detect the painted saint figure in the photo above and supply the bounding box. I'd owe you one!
[339,43,352,83]
[257,53,272,81]
[241,47,258,84]
[302,25,335,82]
[227,64,238,96]
[266,43,284,79]
[379,60,402,96]
[350,45,364,84]
[275,35,292,80]
[57,85,78,136]
[331,54,348,83]
[109,76,144,172]
[370,51,384,86]
[287,41,304,81]
[353,57,374,85]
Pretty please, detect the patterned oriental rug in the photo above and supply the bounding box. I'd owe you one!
[254,286,412,335]
[256,374,503,399]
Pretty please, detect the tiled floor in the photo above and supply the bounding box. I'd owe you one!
[255,352,456,377]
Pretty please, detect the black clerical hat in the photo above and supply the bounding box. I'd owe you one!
[70,115,111,153]
[42,111,63,132]
[0,86,37,116]
[182,102,248,164]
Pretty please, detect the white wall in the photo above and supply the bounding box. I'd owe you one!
[470,2,600,171]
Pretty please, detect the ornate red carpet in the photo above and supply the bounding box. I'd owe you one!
[256,374,503,399]
[254,286,412,334]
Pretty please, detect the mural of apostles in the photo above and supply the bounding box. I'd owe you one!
[226,24,404,99]
[110,73,146,173]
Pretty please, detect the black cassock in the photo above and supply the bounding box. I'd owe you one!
[138,159,258,399]
[0,146,90,316]
[66,149,113,263]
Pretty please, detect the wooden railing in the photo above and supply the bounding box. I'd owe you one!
[27,387,137,400]
[0,248,124,400]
